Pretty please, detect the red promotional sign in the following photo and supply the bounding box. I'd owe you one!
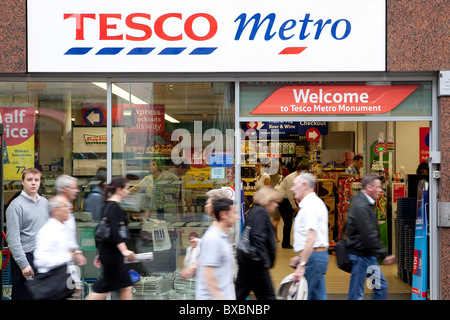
[392,183,406,203]
[250,85,419,115]
[125,104,165,133]
[419,127,429,162]
[0,107,35,146]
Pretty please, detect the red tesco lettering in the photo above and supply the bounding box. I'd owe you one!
[63,13,218,41]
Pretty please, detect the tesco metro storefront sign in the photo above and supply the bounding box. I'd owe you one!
[27,0,386,73]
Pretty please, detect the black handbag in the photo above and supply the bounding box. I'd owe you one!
[236,225,261,261]
[335,222,352,273]
[26,264,75,300]
[335,239,352,273]
[95,202,128,241]
[95,217,111,240]
[95,218,127,241]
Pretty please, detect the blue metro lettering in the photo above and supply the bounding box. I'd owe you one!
[331,19,351,40]
[234,13,351,41]
[234,13,277,40]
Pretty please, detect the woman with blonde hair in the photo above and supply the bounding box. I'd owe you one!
[235,186,282,300]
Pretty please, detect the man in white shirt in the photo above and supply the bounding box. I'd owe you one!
[289,173,329,300]
[277,163,308,248]
[34,196,77,273]
[55,175,86,266]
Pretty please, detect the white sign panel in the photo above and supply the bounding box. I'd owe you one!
[27,0,386,72]
[439,71,450,96]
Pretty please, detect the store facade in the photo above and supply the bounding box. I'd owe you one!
[1,0,449,300]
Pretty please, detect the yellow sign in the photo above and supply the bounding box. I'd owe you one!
[1,104,35,180]
[185,168,213,188]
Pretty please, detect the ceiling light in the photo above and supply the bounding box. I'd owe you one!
[164,113,180,123]
[92,82,147,104]
[92,82,180,123]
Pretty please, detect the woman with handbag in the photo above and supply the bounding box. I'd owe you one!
[235,186,283,300]
[86,177,136,300]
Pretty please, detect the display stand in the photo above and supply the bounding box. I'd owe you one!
[78,226,97,299]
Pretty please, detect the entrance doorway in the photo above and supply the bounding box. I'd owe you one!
[239,120,431,299]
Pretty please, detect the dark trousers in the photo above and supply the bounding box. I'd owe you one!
[278,198,295,247]
[10,252,36,300]
[235,263,275,300]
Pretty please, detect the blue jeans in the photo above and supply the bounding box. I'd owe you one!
[304,250,329,300]
[347,254,388,300]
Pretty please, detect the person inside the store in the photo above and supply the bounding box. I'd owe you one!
[152,159,190,221]
[129,158,163,195]
[345,155,364,176]
[345,174,396,300]
[255,158,278,240]
[235,186,282,300]
[255,158,271,191]
[287,155,299,173]
[128,158,164,219]
[281,163,290,177]
[6,168,49,300]
[84,167,107,222]
[289,173,329,300]
[183,235,201,271]
[195,198,237,300]
[416,161,429,175]
[55,175,87,267]
[269,159,284,243]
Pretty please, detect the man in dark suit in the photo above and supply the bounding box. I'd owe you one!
[345,174,395,300]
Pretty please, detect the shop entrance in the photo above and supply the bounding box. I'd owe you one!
[239,120,431,299]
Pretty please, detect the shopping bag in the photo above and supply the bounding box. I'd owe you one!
[26,264,75,300]
[275,273,308,300]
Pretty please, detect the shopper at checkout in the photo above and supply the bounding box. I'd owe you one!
[346,155,364,176]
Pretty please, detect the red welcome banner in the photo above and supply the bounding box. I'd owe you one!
[250,85,419,115]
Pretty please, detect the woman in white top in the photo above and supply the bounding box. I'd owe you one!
[129,159,163,195]
[129,159,163,219]
[254,159,271,191]
[184,236,201,269]
[254,159,279,241]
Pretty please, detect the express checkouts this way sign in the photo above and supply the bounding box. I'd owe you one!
[27,0,386,72]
